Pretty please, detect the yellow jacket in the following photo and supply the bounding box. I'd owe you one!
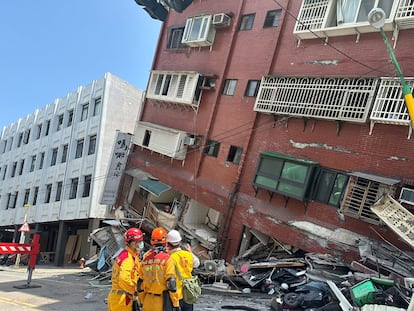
[139,248,179,307]
[169,249,194,300]
[111,245,140,294]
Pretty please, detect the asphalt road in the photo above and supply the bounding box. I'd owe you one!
[0,265,272,310]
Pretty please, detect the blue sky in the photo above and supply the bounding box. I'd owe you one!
[0,0,162,128]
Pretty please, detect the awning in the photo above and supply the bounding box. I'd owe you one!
[139,179,171,197]
[350,172,400,185]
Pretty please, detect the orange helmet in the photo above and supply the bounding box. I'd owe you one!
[151,227,167,245]
[124,228,144,244]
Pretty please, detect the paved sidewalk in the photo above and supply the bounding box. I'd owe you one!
[0,265,272,310]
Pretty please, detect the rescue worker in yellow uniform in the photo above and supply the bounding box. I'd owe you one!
[107,227,144,311]
[166,229,200,311]
[137,227,180,311]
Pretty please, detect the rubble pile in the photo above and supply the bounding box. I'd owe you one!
[86,222,414,310]
[194,252,413,311]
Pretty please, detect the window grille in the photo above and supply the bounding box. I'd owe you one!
[395,0,414,29]
[294,0,398,40]
[147,70,202,109]
[370,77,414,130]
[254,76,377,123]
[340,174,398,224]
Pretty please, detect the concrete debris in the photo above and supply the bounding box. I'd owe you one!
[86,222,414,310]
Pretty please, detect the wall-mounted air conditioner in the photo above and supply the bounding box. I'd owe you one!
[184,135,197,146]
[399,187,414,205]
[212,13,231,27]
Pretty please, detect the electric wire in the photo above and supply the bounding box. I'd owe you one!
[272,0,393,76]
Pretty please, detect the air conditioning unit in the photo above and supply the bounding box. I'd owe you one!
[212,13,231,27]
[399,187,414,205]
[184,135,197,146]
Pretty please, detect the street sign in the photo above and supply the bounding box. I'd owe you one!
[18,221,30,232]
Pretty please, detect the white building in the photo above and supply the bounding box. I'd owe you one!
[0,73,143,265]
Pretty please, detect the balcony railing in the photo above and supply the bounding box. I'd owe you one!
[254,76,378,123]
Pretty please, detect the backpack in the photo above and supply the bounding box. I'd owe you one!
[181,275,201,304]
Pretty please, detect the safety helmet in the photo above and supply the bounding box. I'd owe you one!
[124,228,144,244]
[151,227,167,245]
[167,229,182,245]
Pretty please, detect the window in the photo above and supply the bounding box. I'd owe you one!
[264,9,282,27]
[222,79,238,96]
[93,97,102,116]
[23,129,30,144]
[67,110,74,127]
[8,137,13,151]
[147,70,203,108]
[203,140,220,157]
[340,173,399,224]
[45,120,50,136]
[253,152,319,201]
[61,144,68,163]
[254,76,376,123]
[245,80,261,97]
[1,140,6,153]
[182,14,216,47]
[30,155,36,172]
[17,133,23,147]
[10,192,18,209]
[312,169,348,207]
[75,139,84,158]
[19,159,24,175]
[239,14,255,30]
[57,114,64,131]
[88,135,97,155]
[45,184,52,203]
[167,27,186,49]
[143,130,151,147]
[81,103,89,121]
[51,148,58,166]
[39,152,45,169]
[83,175,92,197]
[69,177,79,199]
[11,162,17,178]
[56,114,64,131]
[227,146,243,164]
[36,124,42,139]
[2,165,7,180]
[23,189,30,205]
[33,187,38,205]
[55,181,63,202]
[294,0,397,39]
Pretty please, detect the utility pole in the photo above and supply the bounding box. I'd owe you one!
[368,8,414,128]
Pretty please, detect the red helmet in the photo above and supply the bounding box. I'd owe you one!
[151,227,167,245]
[124,228,143,244]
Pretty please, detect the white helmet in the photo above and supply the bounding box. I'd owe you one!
[167,229,182,245]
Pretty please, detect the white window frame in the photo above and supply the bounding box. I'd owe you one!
[147,70,202,108]
[294,0,399,40]
[182,14,216,47]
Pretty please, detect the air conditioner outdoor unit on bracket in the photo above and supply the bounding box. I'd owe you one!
[184,135,197,146]
[399,187,414,205]
[212,13,231,27]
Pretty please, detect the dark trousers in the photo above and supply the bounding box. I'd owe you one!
[180,299,194,311]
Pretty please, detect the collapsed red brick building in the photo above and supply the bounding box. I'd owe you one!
[118,0,414,270]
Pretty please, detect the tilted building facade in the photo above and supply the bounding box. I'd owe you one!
[120,0,414,271]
